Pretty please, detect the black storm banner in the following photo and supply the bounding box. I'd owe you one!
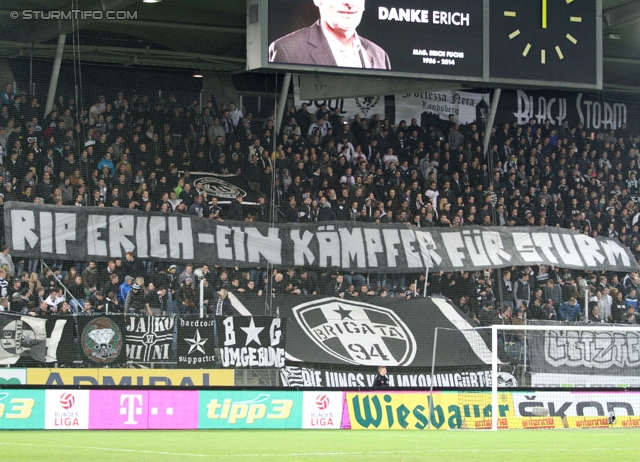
[217,316,286,368]
[528,321,640,377]
[125,316,174,362]
[0,312,75,366]
[495,89,640,132]
[6,202,636,272]
[176,317,217,368]
[229,294,493,369]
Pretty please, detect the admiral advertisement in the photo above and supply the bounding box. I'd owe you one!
[528,321,640,377]
[7,202,636,272]
[266,0,483,77]
[26,368,234,387]
[231,294,494,369]
[217,316,286,368]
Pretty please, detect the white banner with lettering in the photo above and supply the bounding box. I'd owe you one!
[395,90,490,125]
[5,202,637,272]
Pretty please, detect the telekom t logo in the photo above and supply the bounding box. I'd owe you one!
[120,394,143,424]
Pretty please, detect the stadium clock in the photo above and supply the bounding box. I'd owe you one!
[489,0,599,86]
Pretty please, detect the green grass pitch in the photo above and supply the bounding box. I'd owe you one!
[0,429,635,461]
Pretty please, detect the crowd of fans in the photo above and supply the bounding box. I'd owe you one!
[0,84,639,326]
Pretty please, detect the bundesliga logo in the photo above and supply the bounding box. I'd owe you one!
[316,394,329,410]
[60,393,75,409]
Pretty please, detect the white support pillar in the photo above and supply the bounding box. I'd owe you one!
[275,73,292,135]
[482,88,501,158]
[45,34,66,117]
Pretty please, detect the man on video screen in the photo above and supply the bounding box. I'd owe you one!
[269,0,390,70]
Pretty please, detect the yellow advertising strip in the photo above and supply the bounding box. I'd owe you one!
[27,369,234,387]
[346,393,640,430]
[346,392,515,430]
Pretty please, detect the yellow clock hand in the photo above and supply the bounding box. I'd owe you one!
[542,0,547,28]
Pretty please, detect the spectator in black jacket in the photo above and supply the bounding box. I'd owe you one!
[227,194,245,221]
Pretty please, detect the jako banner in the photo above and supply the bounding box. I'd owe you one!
[6,202,636,272]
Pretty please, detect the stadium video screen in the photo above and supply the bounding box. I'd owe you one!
[267,0,484,78]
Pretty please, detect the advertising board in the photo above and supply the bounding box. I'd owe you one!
[198,391,303,429]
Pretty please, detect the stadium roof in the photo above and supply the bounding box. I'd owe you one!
[0,0,639,91]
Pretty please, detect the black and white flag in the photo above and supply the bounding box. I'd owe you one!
[0,312,74,365]
[217,316,286,368]
[176,317,216,368]
[230,294,495,369]
[125,316,175,362]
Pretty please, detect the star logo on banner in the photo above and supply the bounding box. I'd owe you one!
[184,329,208,354]
[334,306,353,320]
[241,318,264,346]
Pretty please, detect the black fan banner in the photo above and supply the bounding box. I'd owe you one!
[76,314,128,366]
[6,202,637,272]
[216,316,286,368]
[228,294,494,369]
[125,316,175,362]
[176,317,217,368]
[0,312,75,366]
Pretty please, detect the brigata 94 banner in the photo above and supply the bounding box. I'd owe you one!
[6,202,636,272]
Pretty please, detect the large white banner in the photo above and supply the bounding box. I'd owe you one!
[293,79,385,121]
[395,90,490,125]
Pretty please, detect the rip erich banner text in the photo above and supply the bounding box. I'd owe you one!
[5,203,636,272]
